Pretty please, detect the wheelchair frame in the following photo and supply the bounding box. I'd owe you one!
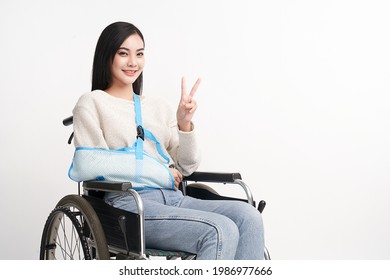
[40,173,270,260]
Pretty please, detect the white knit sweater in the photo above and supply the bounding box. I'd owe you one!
[72,90,201,176]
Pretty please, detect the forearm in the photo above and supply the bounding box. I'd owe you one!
[174,127,201,176]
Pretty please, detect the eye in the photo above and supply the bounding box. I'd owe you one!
[118,51,128,57]
[137,52,144,57]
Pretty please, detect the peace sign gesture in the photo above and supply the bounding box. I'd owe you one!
[176,77,201,132]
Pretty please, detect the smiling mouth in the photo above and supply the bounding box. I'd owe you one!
[123,70,137,76]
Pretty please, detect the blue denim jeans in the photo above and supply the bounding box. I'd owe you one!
[104,189,265,260]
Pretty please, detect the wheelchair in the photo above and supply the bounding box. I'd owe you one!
[39,116,271,260]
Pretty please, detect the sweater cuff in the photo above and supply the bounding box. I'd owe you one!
[178,122,195,133]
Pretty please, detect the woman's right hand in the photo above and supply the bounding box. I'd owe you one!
[170,167,183,191]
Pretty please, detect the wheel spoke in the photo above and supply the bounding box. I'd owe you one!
[41,207,89,260]
[40,195,109,260]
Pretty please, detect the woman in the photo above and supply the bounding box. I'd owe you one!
[72,21,265,259]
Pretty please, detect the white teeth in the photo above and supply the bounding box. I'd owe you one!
[123,70,136,75]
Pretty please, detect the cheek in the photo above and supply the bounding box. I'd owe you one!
[111,61,120,73]
[138,58,145,69]
[115,58,126,67]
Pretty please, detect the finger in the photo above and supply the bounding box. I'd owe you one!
[173,169,181,181]
[175,178,180,186]
[172,168,183,182]
[181,77,187,100]
[178,171,183,181]
[184,102,197,113]
[177,169,183,181]
[189,78,201,97]
[175,176,181,190]
[188,103,198,114]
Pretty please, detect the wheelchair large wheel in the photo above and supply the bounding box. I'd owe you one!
[40,194,110,260]
[40,206,91,259]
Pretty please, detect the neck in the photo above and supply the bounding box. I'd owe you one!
[105,84,134,101]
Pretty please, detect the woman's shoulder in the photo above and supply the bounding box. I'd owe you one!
[72,90,113,118]
[75,90,106,106]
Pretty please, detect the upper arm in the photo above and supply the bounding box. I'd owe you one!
[72,103,109,149]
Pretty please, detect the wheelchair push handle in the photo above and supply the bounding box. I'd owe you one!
[63,116,74,144]
[63,116,73,126]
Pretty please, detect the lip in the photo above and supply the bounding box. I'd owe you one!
[122,70,137,76]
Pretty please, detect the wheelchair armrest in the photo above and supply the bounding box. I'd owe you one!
[183,172,255,207]
[183,171,242,183]
[83,180,132,192]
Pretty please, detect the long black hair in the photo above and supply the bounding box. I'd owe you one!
[91,22,145,95]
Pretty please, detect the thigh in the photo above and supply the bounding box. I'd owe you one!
[178,195,262,225]
[142,199,238,256]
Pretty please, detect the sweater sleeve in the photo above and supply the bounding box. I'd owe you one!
[167,121,201,176]
[72,96,109,149]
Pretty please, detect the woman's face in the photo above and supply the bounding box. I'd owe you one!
[110,34,145,89]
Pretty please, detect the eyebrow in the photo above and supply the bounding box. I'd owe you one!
[118,47,145,52]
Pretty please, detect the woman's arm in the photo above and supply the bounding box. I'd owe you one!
[72,94,109,149]
[167,77,202,176]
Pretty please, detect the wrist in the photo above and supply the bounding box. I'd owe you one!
[178,121,193,132]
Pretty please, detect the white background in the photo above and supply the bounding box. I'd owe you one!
[0,0,389,260]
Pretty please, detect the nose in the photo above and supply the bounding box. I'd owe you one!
[127,54,138,67]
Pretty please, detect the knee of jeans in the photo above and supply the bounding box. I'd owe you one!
[236,203,264,231]
[216,217,240,244]
[200,216,238,243]
[217,218,240,259]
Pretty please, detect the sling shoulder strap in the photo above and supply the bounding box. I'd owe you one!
[133,93,170,164]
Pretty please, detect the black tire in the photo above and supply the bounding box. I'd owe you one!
[42,194,110,259]
[40,206,91,260]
